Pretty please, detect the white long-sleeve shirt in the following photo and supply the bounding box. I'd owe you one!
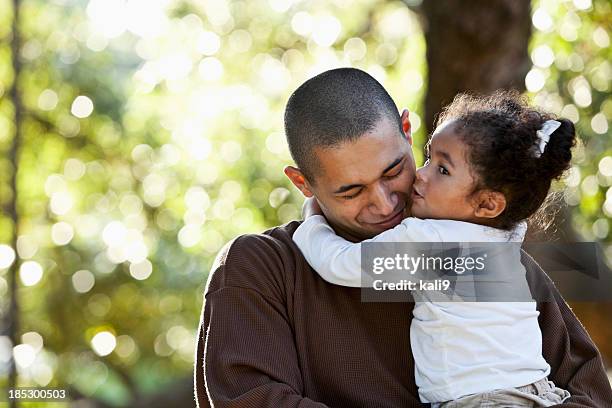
[293,215,551,403]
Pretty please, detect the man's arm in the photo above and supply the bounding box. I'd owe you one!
[524,253,612,407]
[194,235,330,408]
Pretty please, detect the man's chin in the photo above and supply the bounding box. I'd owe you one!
[363,210,405,234]
[334,223,381,242]
[330,212,405,241]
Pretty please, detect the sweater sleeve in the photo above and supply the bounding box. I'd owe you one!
[194,235,330,408]
[292,215,443,287]
[524,253,612,407]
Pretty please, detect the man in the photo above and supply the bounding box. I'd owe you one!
[195,68,611,407]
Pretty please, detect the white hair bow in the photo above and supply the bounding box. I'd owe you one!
[534,120,561,158]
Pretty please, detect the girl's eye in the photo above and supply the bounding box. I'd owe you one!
[438,166,449,176]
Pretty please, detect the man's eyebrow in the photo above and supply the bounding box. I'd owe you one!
[333,157,404,194]
[382,157,403,174]
[436,150,455,168]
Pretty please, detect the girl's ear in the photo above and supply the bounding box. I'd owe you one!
[472,190,506,219]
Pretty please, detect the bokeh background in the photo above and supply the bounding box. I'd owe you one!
[0,0,610,406]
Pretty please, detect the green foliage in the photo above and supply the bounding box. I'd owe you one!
[529,0,611,249]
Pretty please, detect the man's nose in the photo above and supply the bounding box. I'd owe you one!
[369,184,397,216]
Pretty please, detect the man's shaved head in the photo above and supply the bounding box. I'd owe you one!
[284,68,402,182]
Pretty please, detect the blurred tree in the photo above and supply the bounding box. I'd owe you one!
[408,0,532,133]
[6,1,23,407]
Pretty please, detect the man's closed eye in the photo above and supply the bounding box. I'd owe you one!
[342,189,362,200]
[385,168,402,179]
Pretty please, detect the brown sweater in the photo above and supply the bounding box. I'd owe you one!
[195,221,612,407]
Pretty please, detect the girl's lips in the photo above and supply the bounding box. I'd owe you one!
[412,188,424,200]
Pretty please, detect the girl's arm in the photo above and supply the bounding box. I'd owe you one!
[293,215,443,287]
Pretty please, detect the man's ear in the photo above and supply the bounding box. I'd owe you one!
[284,166,315,198]
[400,109,413,146]
[472,190,506,219]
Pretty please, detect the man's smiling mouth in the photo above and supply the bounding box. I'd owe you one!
[368,206,405,228]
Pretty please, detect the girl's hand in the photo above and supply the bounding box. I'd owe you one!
[302,197,323,219]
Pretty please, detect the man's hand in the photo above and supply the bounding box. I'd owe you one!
[302,197,323,219]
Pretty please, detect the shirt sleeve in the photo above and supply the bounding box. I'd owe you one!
[539,292,612,406]
[524,253,612,407]
[194,236,330,408]
[292,215,443,288]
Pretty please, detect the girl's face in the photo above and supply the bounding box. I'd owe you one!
[411,120,479,221]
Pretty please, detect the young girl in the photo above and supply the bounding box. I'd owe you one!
[293,91,575,407]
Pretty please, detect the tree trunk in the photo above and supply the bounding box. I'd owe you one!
[420,0,532,133]
[7,0,22,406]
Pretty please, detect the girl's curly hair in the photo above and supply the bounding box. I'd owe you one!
[436,90,576,230]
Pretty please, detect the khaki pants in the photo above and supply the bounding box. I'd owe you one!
[432,378,571,408]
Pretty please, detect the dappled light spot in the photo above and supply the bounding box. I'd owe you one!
[21,332,43,353]
[532,8,553,32]
[72,270,95,293]
[0,245,16,269]
[19,261,43,286]
[91,331,116,357]
[71,95,94,118]
[38,89,58,111]
[129,259,153,280]
[51,222,74,246]
[13,344,36,368]
[591,113,608,134]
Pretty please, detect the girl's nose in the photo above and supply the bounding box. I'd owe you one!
[416,166,427,183]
